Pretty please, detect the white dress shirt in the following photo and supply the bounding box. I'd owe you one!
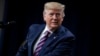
[33,25,53,51]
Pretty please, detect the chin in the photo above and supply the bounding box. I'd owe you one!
[51,24,59,29]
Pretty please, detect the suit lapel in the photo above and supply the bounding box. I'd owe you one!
[38,33,56,55]
[30,25,45,44]
[43,33,56,47]
[39,26,65,55]
[29,24,45,55]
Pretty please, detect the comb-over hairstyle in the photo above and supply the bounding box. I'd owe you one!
[44,2,65,11]
[43,2,65,17]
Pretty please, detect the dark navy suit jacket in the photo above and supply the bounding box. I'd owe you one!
[16,24,75,56]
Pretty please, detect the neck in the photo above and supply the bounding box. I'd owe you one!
[46,25,59,32]
[49,27,57,32]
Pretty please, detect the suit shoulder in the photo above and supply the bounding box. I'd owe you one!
[29,24,44,30]
[62,26,75,38]
[62,26,76,41]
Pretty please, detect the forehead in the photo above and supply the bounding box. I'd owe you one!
[45,9,62,13]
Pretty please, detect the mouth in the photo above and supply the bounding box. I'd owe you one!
[51,22,58,25]
[52,21,58,23]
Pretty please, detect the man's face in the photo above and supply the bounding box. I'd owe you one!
[43,9,64,30]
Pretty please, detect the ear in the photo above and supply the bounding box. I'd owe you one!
[61,17,64,22]
[43,11,46,21]
[63,13,65,17]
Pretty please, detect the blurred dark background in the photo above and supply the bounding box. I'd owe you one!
[0,0,91,56]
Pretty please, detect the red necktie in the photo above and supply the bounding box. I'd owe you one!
[34,31,50,56]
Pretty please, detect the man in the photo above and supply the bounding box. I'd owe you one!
[16,2,75,56]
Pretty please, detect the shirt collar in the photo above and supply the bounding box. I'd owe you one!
[43,25,53,34]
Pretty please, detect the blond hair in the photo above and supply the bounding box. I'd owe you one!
[43,2,65,17]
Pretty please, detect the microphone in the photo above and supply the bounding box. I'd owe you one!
[0,21,16,28]
[7,21,16,25]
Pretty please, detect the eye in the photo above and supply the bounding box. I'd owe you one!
[49,13,54,16]
[56,13,60,16]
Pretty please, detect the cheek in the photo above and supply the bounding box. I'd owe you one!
[59,18,63,22]
[44,18,51,23]
[47,19,51,23]
[58,19,63,24]
[45,17,51,22]
[44,16,49,22]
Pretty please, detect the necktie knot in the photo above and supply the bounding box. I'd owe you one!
[34,31,50,56]
[44,31,50,37]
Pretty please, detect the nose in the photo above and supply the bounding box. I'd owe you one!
[53,15,57,19]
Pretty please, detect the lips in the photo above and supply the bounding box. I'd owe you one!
[51,22,58,24]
